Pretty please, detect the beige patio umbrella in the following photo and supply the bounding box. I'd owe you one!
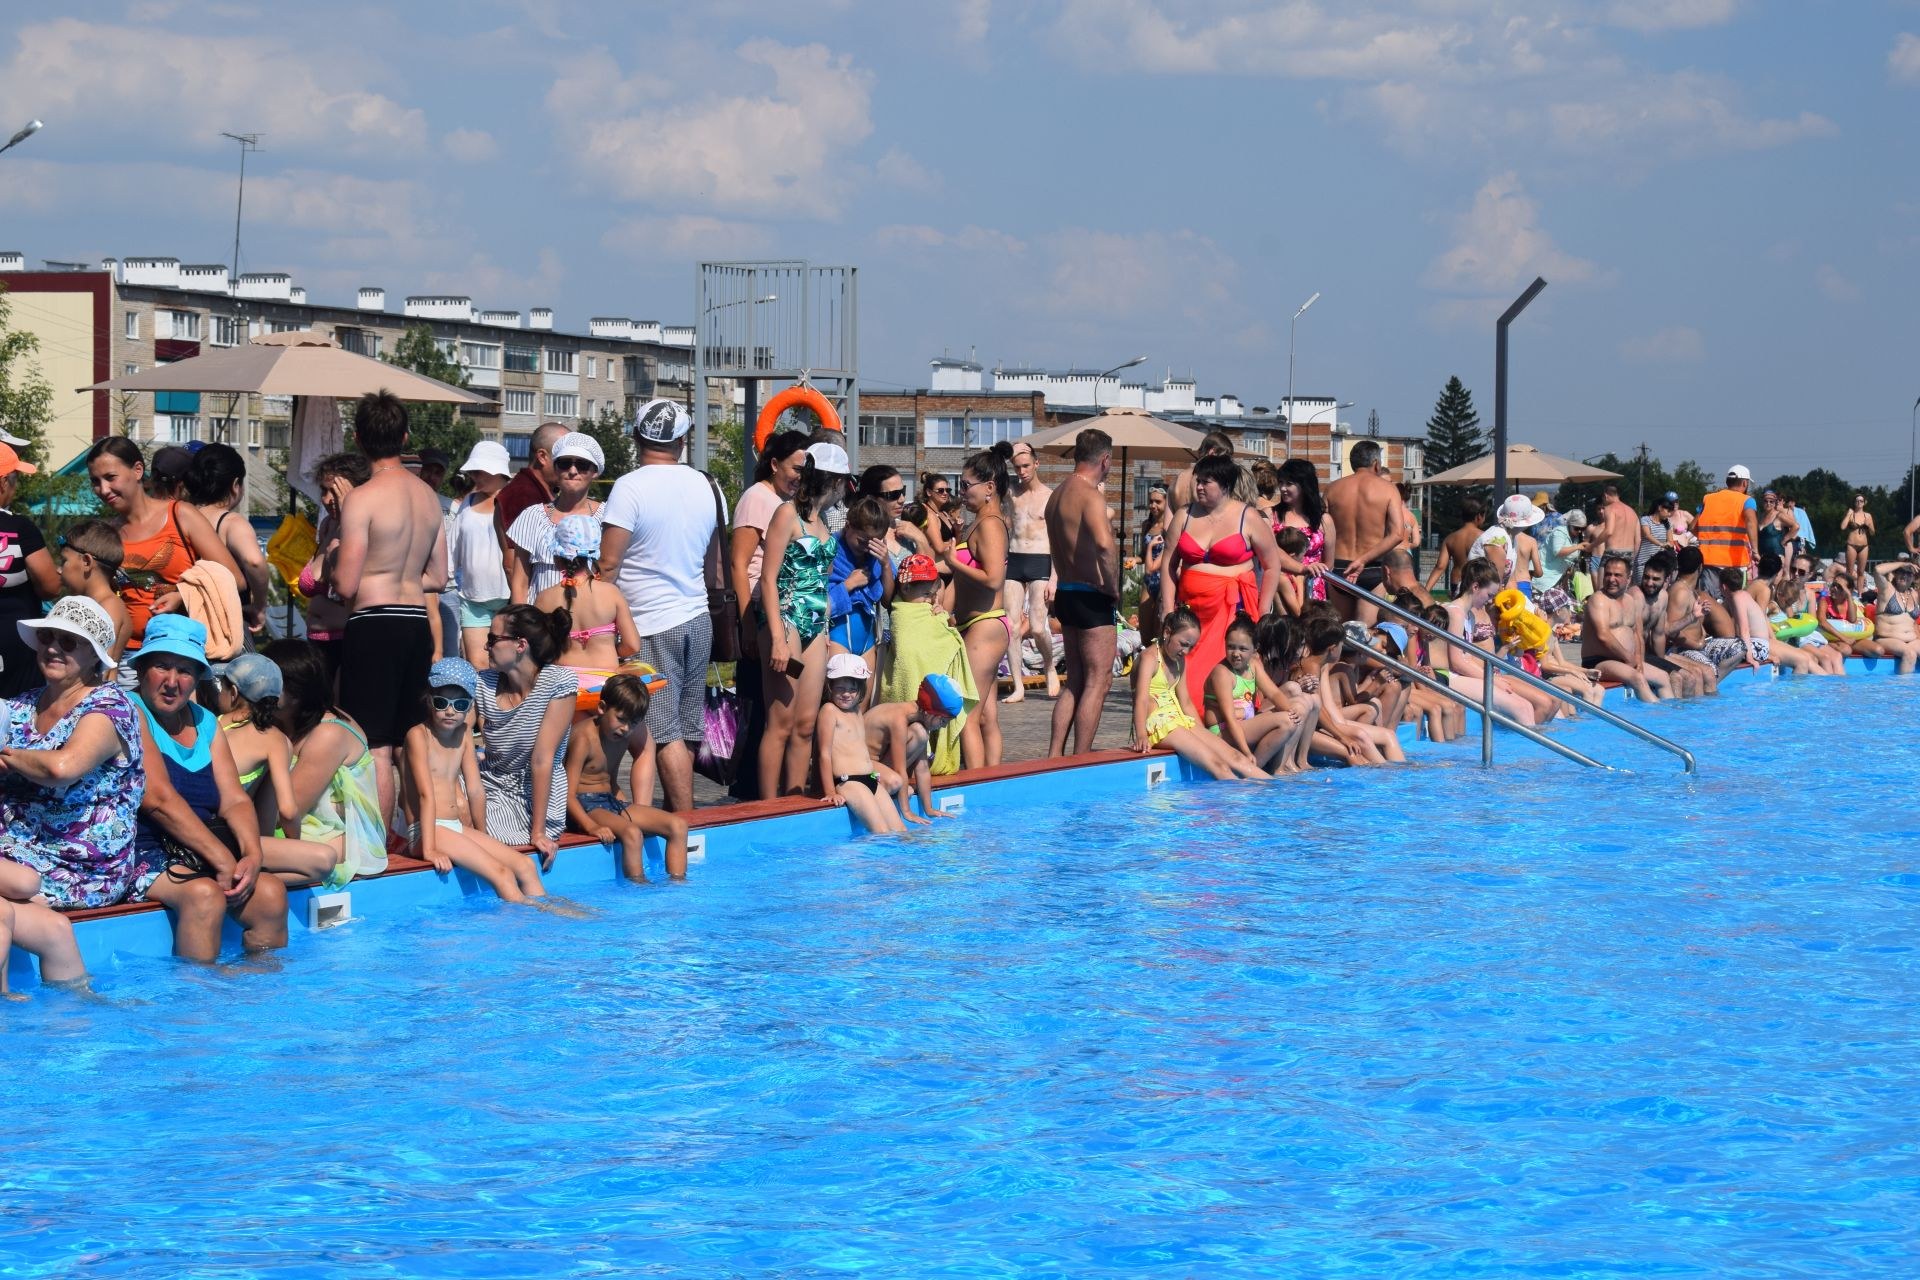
[1421,443,1621,487]
[1024,407,1209,543]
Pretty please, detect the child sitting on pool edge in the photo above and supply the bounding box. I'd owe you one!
[564,673,689,881]
[1129,606,1269,781]
[816,652,905,833]
[863,673,966,825]
[402,657,577,910]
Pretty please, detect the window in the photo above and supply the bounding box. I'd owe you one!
[1243,433,1263,453]
[157,309,200,341]
[266,421,290,450]
[265,319,303,334]
[503,389,536,415]
[247,419,262,448]
[586,356,597,379]
[925,416,966,448]
[504,344,539,373]
[460,342,500,369]
[123,363,139,376]
[584,399,596,419]
[544,348,575,374]
[967,416,1033,447]
[608,357,620,382]
[124,311,139,339]
[544,392,578,420]
[338,328,382,358]
[436,338,459,362]
[858,414,916,448]
[503,433,532,461]
[124,418,139,439]
[208,315,242,347]
[160,415,201,443]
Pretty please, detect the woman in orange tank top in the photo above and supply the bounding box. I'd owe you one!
[87,437,241,650]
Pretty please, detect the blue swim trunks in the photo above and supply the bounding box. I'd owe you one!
[577,792,626,817]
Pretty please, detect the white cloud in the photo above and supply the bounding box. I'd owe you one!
[1424,172,1604,294]
[1620,326,1705,363]
[1045,2,1829,162]
[0,19,427,153]
[1034,228,1237,319]
[602,215,775,260]
[1891,33,1920,86]
[421,249,566,304]
[875,224,1027,255]
[442,129,499,163]
[955,0,992,43]
[552,40,874,218]
[875,147,942,193]
[1605,0,1738,33]
[1814,264,1860,303]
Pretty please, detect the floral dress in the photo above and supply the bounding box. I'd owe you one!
[0,684,144,907]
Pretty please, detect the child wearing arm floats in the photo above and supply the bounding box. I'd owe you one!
[863,673,966,826]
[816,653,905,834]
[401,657,565,909]
[564,673,689,881]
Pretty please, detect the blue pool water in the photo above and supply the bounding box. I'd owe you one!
[5,676,1920,1276]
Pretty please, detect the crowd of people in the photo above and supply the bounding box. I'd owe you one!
[0,394,1909,995]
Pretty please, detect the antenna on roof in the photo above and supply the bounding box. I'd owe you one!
[220,131,260,281]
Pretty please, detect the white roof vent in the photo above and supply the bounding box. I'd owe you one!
[529,307,554,331]
[358,287,386,312]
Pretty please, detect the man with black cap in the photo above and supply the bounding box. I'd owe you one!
[599,398,725,813]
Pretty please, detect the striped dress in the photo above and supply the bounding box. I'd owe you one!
[476,664,577,844]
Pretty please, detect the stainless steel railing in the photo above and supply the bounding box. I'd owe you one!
[1320,572,1697,774]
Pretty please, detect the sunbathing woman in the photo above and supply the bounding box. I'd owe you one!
[1130,606,1268,780]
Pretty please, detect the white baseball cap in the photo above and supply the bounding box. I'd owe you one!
[1726,463,1752,482]
[826,652,870,682]
[552,431,605,472]
[807,441,850,475]
[458,440,512,477]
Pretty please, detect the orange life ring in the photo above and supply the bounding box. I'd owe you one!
[754,385,840,451]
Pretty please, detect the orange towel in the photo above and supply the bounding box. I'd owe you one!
[177,560,246,661]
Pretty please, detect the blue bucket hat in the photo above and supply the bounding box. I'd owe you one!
[427,656,478,699]
[135,614,210,677]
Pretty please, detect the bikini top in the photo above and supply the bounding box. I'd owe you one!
[1882,588,1915,619]
[1175,506,1254,568]
[570,621,617,642]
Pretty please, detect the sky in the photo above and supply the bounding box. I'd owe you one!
[1,1,1916,483]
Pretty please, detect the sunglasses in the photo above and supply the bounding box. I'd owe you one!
[486,632,520,647]
[430,695,472,713]
[930,487,951,496]
[555,458,598,474]
[35,630,80,653]
[879,488,906,501]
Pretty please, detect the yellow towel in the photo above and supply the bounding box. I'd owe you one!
[880,600,977,775]
[177,559,246,661]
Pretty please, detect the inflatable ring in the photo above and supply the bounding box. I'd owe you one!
[1492,587,1551,656]
[570,661,670,720]
[1818,616,1873,644]
[754,384,840,452]
[1772,613,1818,641]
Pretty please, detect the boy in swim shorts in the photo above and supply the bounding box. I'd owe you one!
[815,653,904,834]
[564,674,689,880]
[864,674,966,826]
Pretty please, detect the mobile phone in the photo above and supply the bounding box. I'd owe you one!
[785,657,806,679]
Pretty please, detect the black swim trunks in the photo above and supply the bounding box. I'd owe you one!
[1332,559,1387,591]
[1582,653,1606,670]
[1006,551,1051,584]
[834,772,881,792]
[339,604,434,748]
[1052,585,1118,630]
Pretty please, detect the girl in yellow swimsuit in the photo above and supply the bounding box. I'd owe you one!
[1130,606,1270,780]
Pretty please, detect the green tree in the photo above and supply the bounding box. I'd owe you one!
[706,414,747,509]
[381,324,479,468]
[580,404,635,484]
[1423,375,1486,534]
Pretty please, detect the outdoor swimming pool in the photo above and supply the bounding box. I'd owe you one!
[5,674,1918,1276]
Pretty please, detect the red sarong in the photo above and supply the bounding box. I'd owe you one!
[1175,569,1258,710]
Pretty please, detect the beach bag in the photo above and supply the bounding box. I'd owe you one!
[695,671,739,786]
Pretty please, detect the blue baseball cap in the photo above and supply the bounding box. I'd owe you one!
[427,656,478,699]
[220,651,282,702]
[917,673,965,718]
[1372,622,1409,655]
[134,614,210,677]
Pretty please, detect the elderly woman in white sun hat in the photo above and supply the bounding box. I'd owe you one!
[507,430,605,605]
[452,438,516,667]
[1470,493,1546,597]
[0,597,144,992]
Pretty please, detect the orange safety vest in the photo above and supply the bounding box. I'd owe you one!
[1698,488,1752,568]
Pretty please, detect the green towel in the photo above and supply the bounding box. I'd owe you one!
[881,600,977,775]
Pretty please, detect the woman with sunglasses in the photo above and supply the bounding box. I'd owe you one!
[0,596,143,992]
[260,638,391,887]
[507,431,605,605]
[475,605,577,860]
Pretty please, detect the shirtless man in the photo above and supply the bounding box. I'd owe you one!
[1579,552,1667,702]
[1044,428,1120,757]
[1324,439,1401,623]
[332,390,450,827]
[1636,551,1710,697]
[1002,441,1058,703]
[1665,545,1746,677]
[1597,484,1640,562]
[1424,495,1486,596]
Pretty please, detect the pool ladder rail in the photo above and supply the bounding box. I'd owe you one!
[1322,572,1697,775]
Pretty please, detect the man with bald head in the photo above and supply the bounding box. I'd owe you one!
[494,421,570,548]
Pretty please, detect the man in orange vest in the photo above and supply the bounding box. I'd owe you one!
[1697,463,1760,590]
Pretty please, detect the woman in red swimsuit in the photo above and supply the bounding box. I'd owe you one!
[86,436,241,652]
[1158,454,1297,709]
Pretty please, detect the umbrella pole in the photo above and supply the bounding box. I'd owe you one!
[284,394,299,640]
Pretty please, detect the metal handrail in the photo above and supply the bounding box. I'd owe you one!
[1319,571,1697,774]
[1340,638,1614,771]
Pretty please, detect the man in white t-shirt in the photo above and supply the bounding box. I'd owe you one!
[599,398,724,813]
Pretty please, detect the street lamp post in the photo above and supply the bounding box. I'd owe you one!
[1284,291,1320,459]
[0,119,43,158]
[1910,396,1919,524]
[1304,400,1355,474]
[1090,354,1149,413]
[1492,276,1548,502]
